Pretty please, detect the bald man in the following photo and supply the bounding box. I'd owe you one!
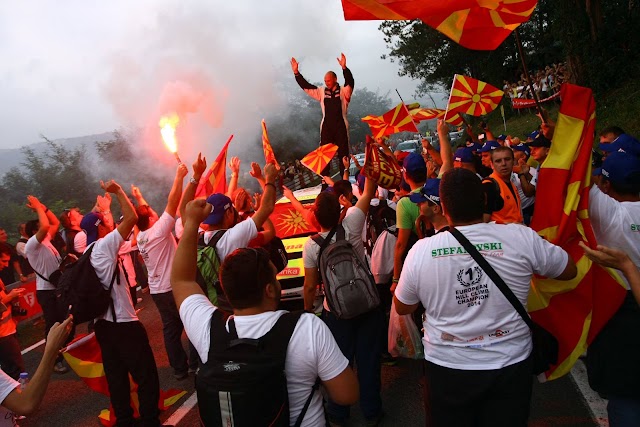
[291,54,354,176]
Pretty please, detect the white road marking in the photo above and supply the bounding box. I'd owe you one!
[569,359,609,426]
[164,391,198,426]
[21,339,45,355]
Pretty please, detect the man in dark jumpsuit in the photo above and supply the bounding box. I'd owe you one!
[291,53,354,177]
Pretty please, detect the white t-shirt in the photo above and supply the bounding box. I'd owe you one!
[74,231,87,254]
[119,240,137,288]
[0,369,18,426]
[511,168,537,210]
[24,235,61,291]
[203,218,258,261]
[89,230,138,322]
[396,223,569,370]
[137,212,177,295]
[180,294,348,427]
[302,207,367,311]
[589,186,640,290]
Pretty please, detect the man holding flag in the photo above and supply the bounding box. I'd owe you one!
[291,53,354,177]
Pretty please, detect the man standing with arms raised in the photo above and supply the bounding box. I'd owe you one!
[291,53,354,176]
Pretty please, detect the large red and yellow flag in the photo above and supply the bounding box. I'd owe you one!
[529,84,626,380]
[195,135,234,199]
[261,119,280,170]
[362,102,419,138]
[341,0,538,50]
[63,333,186,426]
[446,74,504,117]
[301,144,339,176]
[409,106,465,127]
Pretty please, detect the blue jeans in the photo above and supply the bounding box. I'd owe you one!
[608,397,640,427]
[322,308,384,421]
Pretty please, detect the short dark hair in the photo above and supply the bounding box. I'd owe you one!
[490,146,514,161]
[600,126,625,138]
[326,71,337,79]
[405,168,427,184]
[332,180,353,198]
[440,168,484,223]
[219,248,275,310]
[313,192,341,229]
[25,220,39,237]
[0,243,11,257]
[136,205,152,231]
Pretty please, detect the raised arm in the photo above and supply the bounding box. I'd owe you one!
[94,193,113,231]
[101,180,137,241]
[171,199,210,309]
[338,53,354,89]
[226,157,240,198]
[250,163,277,230]
[26,196,49,243]
[437,119,453,176]
[179,153,207,220]
[166,163,189,217]
[354,176,376,214]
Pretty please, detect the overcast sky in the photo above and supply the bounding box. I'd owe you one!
[0,1,435,150]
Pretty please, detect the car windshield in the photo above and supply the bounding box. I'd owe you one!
[396,141,417,151]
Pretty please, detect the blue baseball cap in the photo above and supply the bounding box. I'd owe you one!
[478,140,501,153]
[497,134,507,141]
[409,179,441,205]
[203,193,233,225]
[512,143,531,157]
[80,212,104,245]
[403,152,427,174]
[599,151,640,186]
[529,133,552,148]
[527,131,540,140]
[466,141,482,152]
[599,134,640,157]
[454,147,474,163]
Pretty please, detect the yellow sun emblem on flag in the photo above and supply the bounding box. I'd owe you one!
[277,209,310,236]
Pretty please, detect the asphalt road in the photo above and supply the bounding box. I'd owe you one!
[16,293,602,427]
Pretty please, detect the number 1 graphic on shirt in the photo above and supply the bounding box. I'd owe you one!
[456,266,483,287]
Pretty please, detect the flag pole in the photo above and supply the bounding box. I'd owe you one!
[443,74,458,122]
[395,89,420,135]
[514,29,546,123]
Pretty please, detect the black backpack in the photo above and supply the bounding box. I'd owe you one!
[55,243,119,323]
[196,310,318,427]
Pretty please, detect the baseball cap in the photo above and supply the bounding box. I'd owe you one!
[203,193,233,225]
[466,141,482,152]
[512,143,531,157]
[80,212,104,245]
[478,140,501,153]
[529,133,552,148]
[497,134,507,141]
[599,133,640,156]
[599,151,640,186]
[454,147,474,163]
[403,152,427,174]
[527,130,540,140]
[409,179,441,205]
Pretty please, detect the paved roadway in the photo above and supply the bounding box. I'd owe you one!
[17,293,605,427]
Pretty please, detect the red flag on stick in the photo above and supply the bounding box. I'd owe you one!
[445,74,504,117]
[301,144,339,176]
[195,135,234,198]
[528,84,626,380]
[261,119,280,169]
[362,102,418,138]
[341,0,538,51]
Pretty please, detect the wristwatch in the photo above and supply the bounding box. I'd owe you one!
[190,177,198,185]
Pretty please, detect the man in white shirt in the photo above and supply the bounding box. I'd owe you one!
[135,164,192,380]
[87,180,161,427]
[23,196,68,374]
[302,175,384,426]
[394,168,576,427]
[587,152,640,425]
[171,197,358,427]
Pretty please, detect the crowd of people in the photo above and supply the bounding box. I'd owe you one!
[503,62,568,100]
[0,55,637,427]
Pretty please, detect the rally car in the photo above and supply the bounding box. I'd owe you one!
[270,185,323,311]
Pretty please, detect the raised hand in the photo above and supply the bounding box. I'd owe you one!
[337,53,347,69]
[176,162,189,179]
[228,156,240,175]
[264,163,277,184]
[131,185,142,199]
[185,199,214,225]
[250,162,263,180]
[26,195,44,211]
[342,156,351,170]
[192,153,207,178]
[96,193,112,211]
[282,185,294,201]
[47,315,73,354]
[100,180,122,194]
[290,57,299,74]
[437,119,449,135]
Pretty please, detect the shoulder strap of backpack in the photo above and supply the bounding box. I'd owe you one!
[208,309,232,358]
[313,226,339,268]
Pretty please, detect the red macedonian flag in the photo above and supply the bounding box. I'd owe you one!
[195,135,234,199]
[362,102,419,139]
[409,106,465,127]
[528,83,626,380]
[301,144,339,176]
[341,0,538,50]
[445,74,504,117]
[261,119,280,170]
